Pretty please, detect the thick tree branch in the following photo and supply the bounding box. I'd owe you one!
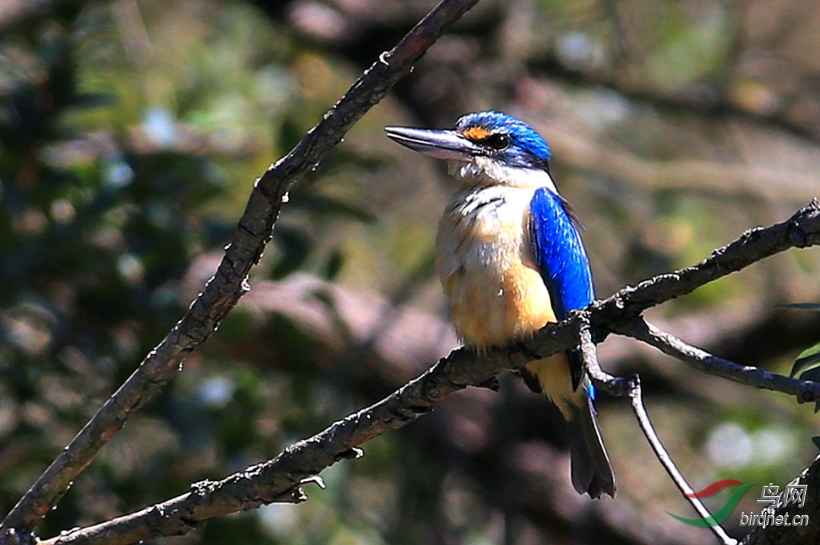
[0,0,481,541]
[36,200,820,545]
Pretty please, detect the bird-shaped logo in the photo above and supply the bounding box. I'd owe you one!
[386,111,616,498]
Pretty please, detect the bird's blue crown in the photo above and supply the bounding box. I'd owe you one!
[455,111,551,170]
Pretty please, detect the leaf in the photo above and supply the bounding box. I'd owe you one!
[790,341,820,379]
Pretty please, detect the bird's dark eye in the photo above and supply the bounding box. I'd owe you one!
[484,133,510,151]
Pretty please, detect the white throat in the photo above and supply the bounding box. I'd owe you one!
[448,156,557,192]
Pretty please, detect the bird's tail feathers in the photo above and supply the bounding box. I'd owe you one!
[566,387,616,499]
[522,356,616,498]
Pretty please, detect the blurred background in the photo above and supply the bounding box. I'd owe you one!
[1,0,820,543]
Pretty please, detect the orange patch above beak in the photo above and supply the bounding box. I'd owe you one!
[462,126,490,141]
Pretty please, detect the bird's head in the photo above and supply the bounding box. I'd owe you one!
[385,111,552,187]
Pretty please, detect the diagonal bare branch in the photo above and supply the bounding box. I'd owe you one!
[0,0,481,540]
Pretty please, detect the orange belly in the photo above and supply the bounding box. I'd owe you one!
[442,260,556,348]
[442,259,579,414]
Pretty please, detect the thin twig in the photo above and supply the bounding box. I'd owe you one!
[0,0,481,540]
[613,317,820,403]
[578,316,631,396]
[626,377,737,545]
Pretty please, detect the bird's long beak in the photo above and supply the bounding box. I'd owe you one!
[384,126,482,160]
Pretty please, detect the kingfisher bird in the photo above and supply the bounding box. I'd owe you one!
[385,111,616,498]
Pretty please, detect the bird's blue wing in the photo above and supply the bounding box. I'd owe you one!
[529,187,594,319]
[529,187,594,389]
